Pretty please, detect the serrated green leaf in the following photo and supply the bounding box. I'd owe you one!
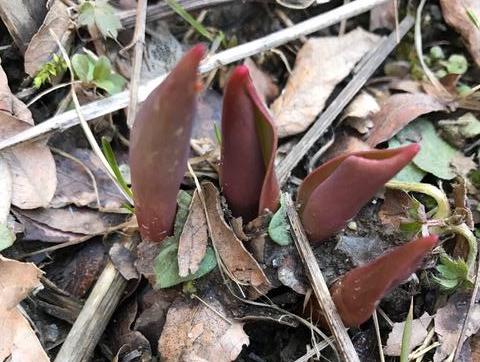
[94,73,126,95]
[445,54,468,75]
[93,56,112,80]
[432,275,461,290]
[0,224,15,252]
[78,0,122,39]
[78,1,95,26]
[72,54,94,82]
[154,240,217,289]
[268,194,292,246]
[392,119,458,180]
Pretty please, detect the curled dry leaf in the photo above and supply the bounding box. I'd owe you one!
[0,65,57,209]
[24,0,74,77]
[439,0,480,67]
[384,312,433,356]
[177,190,208,277]
[158,297,249,362]
[0,256,49,362]
[109,242,139,280]
[51,148,125,210]
[342,92,380,134]
[271,28,381,137]
[367,93,447,146]
[14,206,126,242]
[202,182,270,290]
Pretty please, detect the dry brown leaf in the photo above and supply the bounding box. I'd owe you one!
[51,149,124,209]
[369,1,396,31]
[384,312,433,356]
[0,156,12,224]
[271,28,381,138]
[378,188,425,230]
[0,256,49,362]
[158,297,249,361]
[0,65,57,209]
[109,242,139,280]
[439,0,480,67]
[202,182,270,289]
[434,293,480,362]
[24,0,74,77]
[244,58,279,103]
[177,190,208,277]
[14,206,126,242]
[366,93,447,146]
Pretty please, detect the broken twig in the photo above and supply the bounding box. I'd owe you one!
[284,194,360,362]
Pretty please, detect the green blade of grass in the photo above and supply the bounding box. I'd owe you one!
[101,137,133,200]
[400,298,414,362]
[165,0,214,42]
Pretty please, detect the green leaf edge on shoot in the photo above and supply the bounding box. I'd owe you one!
[467,8,480,29]
[268,193,292,246]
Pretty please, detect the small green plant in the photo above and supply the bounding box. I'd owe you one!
[432,253,473,292]
[71,53,126,95]
[400,298,414,362]
[101,137,132,199]
[33,54,67,88]
[77,0,122,39]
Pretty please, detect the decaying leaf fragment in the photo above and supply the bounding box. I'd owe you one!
[0,256,49,362]
[202,182,270,290]
[177,190,208,277]
[271,28,381,137]
[158,297,249,361]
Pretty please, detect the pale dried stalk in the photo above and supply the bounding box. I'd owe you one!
[54,233,138,362]
[0,0,392,152]
[126,0,147,128]
[284,194,360,362]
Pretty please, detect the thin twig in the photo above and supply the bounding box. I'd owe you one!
[126,0,148,128]
[26,81,82,107]
[0,0,393,152]
[372,310,386,362]
[275,14,413,186]
[284,193,360,362]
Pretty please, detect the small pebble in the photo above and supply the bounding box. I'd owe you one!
[347,221,358,231]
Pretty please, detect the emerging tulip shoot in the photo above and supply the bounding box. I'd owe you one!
[220,65,280,222]
[297,144,420,243]
[129,44,205,242]
[330,234,438,327]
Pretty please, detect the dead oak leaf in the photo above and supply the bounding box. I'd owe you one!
[440,0,480,67]
[202,182,270,290]
[158,297,249,362]
[177,189,208,277]
[271,28,381,138]
[367,93,447,146]
[0,256,49,362]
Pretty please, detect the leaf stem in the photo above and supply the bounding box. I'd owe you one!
[385,180,450,220]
